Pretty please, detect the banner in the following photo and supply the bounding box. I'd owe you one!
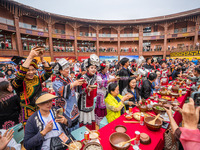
[54,56,76,63]
[99,56,118,62]
[170,50,200,57]
[78,56,90,62]
[120,55,139,61]
[35,57,51,63]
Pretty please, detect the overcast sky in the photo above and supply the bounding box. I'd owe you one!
[15,0,200,20]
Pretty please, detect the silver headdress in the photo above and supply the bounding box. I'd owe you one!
[137,56,145,67]
[84,54,100,69]
[54,58,70,74]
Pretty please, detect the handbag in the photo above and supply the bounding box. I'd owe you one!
[164,127,179,150]
[50,133,75,150]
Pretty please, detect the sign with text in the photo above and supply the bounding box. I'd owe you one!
[170,50,200,57]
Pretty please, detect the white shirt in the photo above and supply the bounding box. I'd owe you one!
[74,63,80,71]
[41,112,64,150]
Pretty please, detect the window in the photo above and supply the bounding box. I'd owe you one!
[53,39,74,52]
[143,27,151,33]
[77,41,96,52]
[0,32,12,49]
[21,36,47,50]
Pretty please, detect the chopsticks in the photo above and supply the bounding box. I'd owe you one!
[147,112,164,121]
[70,137,78,149]
[62,142,75,150]
[85,127,101,140]
[123,121,139,123]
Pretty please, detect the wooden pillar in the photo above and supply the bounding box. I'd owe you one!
[14,15,22,56]
[139,25,143,57]
[194,16,200,48]
[48,23,54,60]
[163,23,168,59]
[117,27,121,61]
[96,25,99,57]
[74,25,78,59]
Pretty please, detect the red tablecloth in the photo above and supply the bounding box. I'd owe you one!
[96,90,189,150]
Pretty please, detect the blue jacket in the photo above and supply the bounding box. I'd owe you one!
[24,107,72,150]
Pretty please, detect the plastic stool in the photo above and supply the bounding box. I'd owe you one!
[99,116,108,129]
[10,123,24,143]
[71,126,87,141]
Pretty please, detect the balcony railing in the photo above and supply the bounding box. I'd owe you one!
[120,33,139,37]
[77,47,96,52]
[54,29,65,34]
[143,47,163,52]
[100,47,116,52]
[99,34,117,37]
[19,22,48,32]
[168,27,195,34]
[170,46,200,52]
[79,32,96,37]
[143,32,163,36]
[53,46,74,52]
[121,48,137,52]
[0,17,14,26]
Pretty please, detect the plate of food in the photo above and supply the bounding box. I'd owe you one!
[133,112,150,121]
[124,114,133,120]
[69,141,83,150]
[161,96,171,101]
[115,125,127,133]
[153,104,166,114]
[83,142,103,150]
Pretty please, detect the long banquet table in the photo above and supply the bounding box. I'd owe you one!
[95,90,190,150]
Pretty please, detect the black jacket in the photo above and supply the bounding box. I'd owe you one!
[141,79,154,99]
[143,63,154,70]
[118,67,133,94]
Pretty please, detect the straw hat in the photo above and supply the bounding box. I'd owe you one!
[35,93,58,105]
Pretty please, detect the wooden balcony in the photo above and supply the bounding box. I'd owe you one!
[20,28,49,37]
[0,49,18,56]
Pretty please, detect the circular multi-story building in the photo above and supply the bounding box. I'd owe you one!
[0,0,199,62]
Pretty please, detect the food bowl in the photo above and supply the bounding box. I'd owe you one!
[161,96,171,101]
[170,92,179,98]
[115,125,127,133]
[158,98,167,104]
[69,141,83,150]
[109,132,131,150]
[159,91,169,96]
[140,133,151,145]
[144,116,162,131]
[153,104,166,114]
[133,112,150,121]
[124,114,133,120]
[83,142,103,150]
[172,86,179,93]
[89,130,100,140]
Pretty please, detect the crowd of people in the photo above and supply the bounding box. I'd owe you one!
[0,47,199,150]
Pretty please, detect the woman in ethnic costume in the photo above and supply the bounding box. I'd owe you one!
[78,54,99,130]
[53,58,84,132]
[11,47,53,126]
[95,63,119,125]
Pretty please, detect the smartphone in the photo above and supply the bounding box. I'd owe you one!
[56,108,63,119]
[162,121,170,129]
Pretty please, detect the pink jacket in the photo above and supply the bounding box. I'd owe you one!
[180,127,200,150]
